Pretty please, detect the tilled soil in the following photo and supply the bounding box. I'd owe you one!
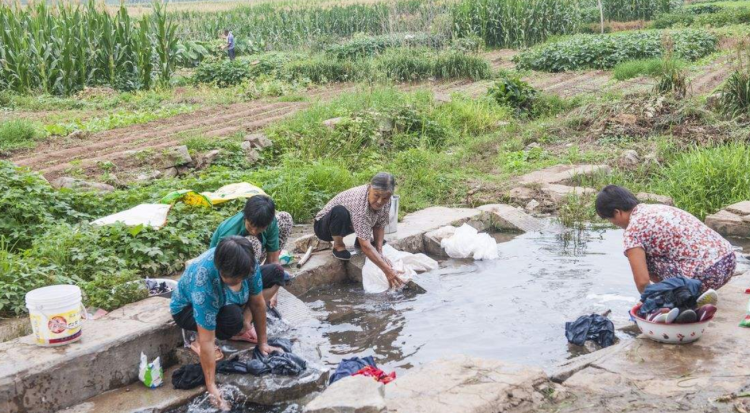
[8,50,735,181]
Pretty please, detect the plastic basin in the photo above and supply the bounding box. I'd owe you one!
[630,304,712,344]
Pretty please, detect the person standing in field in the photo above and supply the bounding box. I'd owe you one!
[223,29,235,61]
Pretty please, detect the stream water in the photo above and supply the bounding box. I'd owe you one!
[175,224,750,412]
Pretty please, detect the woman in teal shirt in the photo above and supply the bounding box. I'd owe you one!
[171,236,282,410]
[210,195,293,309]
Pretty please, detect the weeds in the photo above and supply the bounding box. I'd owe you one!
[719,44,750,118]
[0,119,41,154]
[613,58,670,80]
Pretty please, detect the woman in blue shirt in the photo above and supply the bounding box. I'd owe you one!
[171,236,282,410]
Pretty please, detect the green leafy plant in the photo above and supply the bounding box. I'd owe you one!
[514,30,717,72]
[488,75,538,115]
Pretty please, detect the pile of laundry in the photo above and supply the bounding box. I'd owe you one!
[172,338,306,390]
[329,356,395,385]
[637,276,718,324]
[565,313,616,348]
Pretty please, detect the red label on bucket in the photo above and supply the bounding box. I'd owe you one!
[49,330,81,344]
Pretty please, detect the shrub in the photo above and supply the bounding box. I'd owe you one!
[283,55,362,83]
[488,75,538,115]
[652,8,750,29]
[0,119,41,153]
[194,58,253,87]
[376,49,435,82]
[652,143,750,220]
[719,70,750,118]
[433,51,492,81]
[514,30,717,72]
[655,57,689,98]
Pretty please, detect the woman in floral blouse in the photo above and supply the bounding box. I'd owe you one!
[595,185,735,294]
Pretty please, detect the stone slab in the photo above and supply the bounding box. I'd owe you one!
[221,365,329,405]
[518,164,611,185]
[571,271,750,402]
[726,200,750,216]
[540,184,596,204]
[477,203,543,232]
[0,297,181,413]
[304,375,385,413]
[636,192,674,206]
[58,365,205,413]
[423,226,457,258]
[547,341,631,383]
[384,356,548,413]
[288,252,348,296]
[706,210,750,238]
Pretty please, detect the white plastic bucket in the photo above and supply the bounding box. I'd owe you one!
[25,285,84,346]
[385,195,400,234]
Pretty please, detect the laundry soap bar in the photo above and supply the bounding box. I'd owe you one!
[740,299,750,328]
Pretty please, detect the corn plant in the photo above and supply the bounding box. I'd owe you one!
[0,1,178,95]
[451,0,583,49]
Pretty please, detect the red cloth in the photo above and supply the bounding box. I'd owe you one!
[353,365,396,384]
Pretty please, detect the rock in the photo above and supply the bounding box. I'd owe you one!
[509,186,538,203]
[241,141,260,164]
[423,226,457,257]
[525,199,541,213]
[294,234,332,253]
[244,133,273,149]
[643,154,660,167]
[385,356,548,413]
[164,145,193,167]
[706,210,750,238]
[620,150,640,167]
[726,201,750,216]
[636,192,673,206]
[176,166,191,176]
[377,118,394,134]
[563,366,632,396]
[322,117,345,130]
[163,167,179,179]
[525,142,541,151]
[541,184,596,204]
[196,149,221,169]
[518,164,611,186]
[220,365,328,405]
[67,130,88,140]
[51,177,115,192]
[304,376,385,413]
[136,170,162,182]
[477,204,543,232]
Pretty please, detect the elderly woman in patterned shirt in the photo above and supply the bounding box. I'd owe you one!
[595,185,735,299]
[314,172,403,289]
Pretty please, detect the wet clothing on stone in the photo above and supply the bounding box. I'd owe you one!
[170,248,263,331]
[315,185,390,241]
[172,339,306,389]
[329,356,378,384]
[353,365,396,384]
[623,204,735,291]
[210,211,293,264]
[565,314,615,348]
[638,276,702,318]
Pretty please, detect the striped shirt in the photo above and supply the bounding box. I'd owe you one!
[315,185,390,240]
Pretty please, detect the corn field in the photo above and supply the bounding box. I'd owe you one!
[172,0,451,51]
[0,1,179,95]
[599,0,673,21]
[451,0,583,49]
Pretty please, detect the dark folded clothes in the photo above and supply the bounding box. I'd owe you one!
[638,276,702,317]
[565,314,615,348]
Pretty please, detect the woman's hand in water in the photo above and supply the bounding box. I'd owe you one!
[386,269,405,289]
[207,384,231,411]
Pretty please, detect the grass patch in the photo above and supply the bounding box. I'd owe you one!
[0,119,41,153]
[613,58,669,80]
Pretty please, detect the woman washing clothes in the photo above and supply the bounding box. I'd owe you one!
[314,172,404,289]
[595,185,735,303]
[170,236,282,410]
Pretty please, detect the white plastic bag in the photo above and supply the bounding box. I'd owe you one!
[138,352,164,388]
[362,245,437,293]
[440,224,499,260]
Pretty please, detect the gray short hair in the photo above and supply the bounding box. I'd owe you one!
[371,172,396,193]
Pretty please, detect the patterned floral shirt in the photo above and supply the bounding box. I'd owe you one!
[315,185,391,240]
[170,248,263,330]
[623,204,733,280]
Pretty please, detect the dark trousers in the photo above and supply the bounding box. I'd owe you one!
[260,263,287,287]
[173,304,244,340]
[314,205,354,241]
[227,48,236,60]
